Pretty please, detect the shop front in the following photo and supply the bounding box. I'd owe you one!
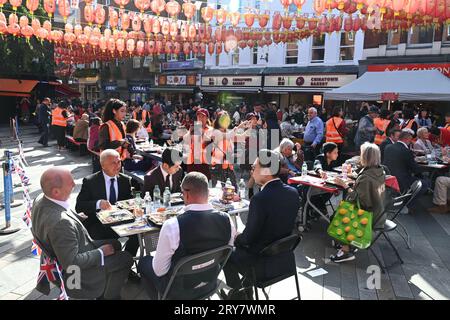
[128,80,152,102]
[102,81,120,99]
[264,74,357,108]
[200,75,263,108]
[77,76,100,102]
[154,74,200,104]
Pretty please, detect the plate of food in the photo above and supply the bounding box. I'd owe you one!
[97,209,135,226]
[147,207,184,225]
[116,199,137,211]
[170,193,184,206]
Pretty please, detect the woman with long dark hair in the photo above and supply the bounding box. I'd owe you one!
[98,98,129,161]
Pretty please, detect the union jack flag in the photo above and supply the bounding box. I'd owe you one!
[31,240,42,256]
[22,198,33,228]
[36,255,68,300]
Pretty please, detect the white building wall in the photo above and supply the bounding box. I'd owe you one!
[205,0,364,70]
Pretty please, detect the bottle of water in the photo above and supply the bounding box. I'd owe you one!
[215,181,223,198]
[163,187,171,208]
[153,185,161,209]
[238,179,246,200]
[135,193,142,209]
[225,178,232,187]
[144,192,152,215]
[302,162,308,177]
[342,163,348,180]
[149,139,154,148]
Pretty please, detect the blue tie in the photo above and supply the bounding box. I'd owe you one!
[109,178,117,205]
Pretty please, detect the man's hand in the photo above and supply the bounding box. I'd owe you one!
[334,177,348,189]
[99,244,115,257]
[100,200,112,211]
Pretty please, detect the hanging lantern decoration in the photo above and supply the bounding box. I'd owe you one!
[152,17,161,34]
[89,35,99,49]
[272,12,282,30]
[420,0,437,17]
[216,42,222,55]
[173,41,180,55]
[147,40,155,54]
[83,25,92,38]
[352,15,361,32]
[201,6,215,23]
[77,33,88,48]
[121,12,131,30]
[313,0,326,15]
[58,0,70,22]
[318,15,328,34]
[180,22,188,38]
[64,32,76,47]
[132,14,142,31]
[136,39,145,55]
[282,14,293,29]
[293,0,306,13]
[392,0,406,16]
[114,0,130,9]
[19,15,28,28]
[99,36,107,52]
[207,42,214,55]
[344,0,358,14]
[65,22,73,33]
[188,23,196,39]
[344,14,353,32]
[355,0,365,11]
[26,0,39,15]
[169,20,177,38]
[280,0,293,13]
[44,0,56,18]
[151,0,166,15]
[183,0,196,21]
[84,4,95,26]
[229,12,240,27]
[164,41,172,54]
[107,37,115,52]
[296,15,306,29]
[0,0,7,9]
[225,34,237,52]
[216,7,227,25]
[43,19,52,32]
[161,18,170,38]
[95,5,106,27]
[134,0,150,13]
[74,23,82,36]
[244,11,255,28]
[143,16,153,38]
[9,0,21,11]
[199,42,206,55]
[116,38,125,54]
[308,17,319,31]
[126,38,135,55]
[166,0,181,19]
[155,39,163,54]
[259,11,269,28]
[109,8,119,30]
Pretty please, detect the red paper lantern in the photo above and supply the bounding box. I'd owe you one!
[169,21,178,38]
[244,12,255,28]
[201,6,214,23]
[44,0,56,18]
[121,12,130,30]
[216,42,222,54]
[353,15,361,32]
[132,14,142,31]
[43,20,52,32]
[188,24,196,39]
[314,0,326,15]
[19,15,28,28]
[95,5,106,26]
[114,0,130,9]
[99,36,107,51]
[344,15,353,32]
[229,12,240,27]
[208,42,214,55]
[126,38,135,54]
[74,24,82,36]
[64,32,76,46]
[9,0,21,11]
[151,0,166,15]
[199,42,206,55]
[84,4,95,26]
[318,15,328,34]
[147,40,155,54]
[183,1,196,21]
[152,18,161,34]
[293,0,306,12]
[134,0,150,13]
[109,8,119,29]
[26,0,39,14]
[282,15,293,29]
[308,18,318,31]
[108,37,116,52]
[272,12,282,30]
[392,0,406,15]
[225,34,237,52]
[161,19,170,37]
[280,0,293,12]
[165,0,181,18]
[58,0,70,21]
[216,8,227,25]
[83,25,92,37]
[296,15,306,29]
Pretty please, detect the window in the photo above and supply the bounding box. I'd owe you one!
[285,42,298,64]
[215,52,220,66]
[407,26,434,47]
[311,35,325,63]
[387,29,401,48]
[443,24,450,43]
[132,57,141,69]
[252,46,258,65]
[339,32,354,61]
[231,48,239,65]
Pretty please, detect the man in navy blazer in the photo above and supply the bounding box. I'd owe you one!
[223,149,300,299]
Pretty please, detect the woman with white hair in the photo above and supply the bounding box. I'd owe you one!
[331,142,387,263]
[413,127,434,154]
[275,138,304,182]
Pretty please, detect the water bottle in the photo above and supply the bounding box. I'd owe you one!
[144,192,152,215]
[135,193,142,209]
[153,185,161,209]
[149,139,154,148]
[215,181,223,198]
[342,163,348,180]
[225,178,232,187]
[238,179,246,200]
[302,162,308,177]
[163,187,171,208]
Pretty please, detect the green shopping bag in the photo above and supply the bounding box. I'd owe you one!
[327,199,373,249]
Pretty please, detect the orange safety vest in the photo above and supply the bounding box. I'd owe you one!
[186,126,211,165]
[212,131,234,170]
[132,110,152,133]
[51,107,67,127]
[325,117,344,144]
[104,120,129,161]
[374,118,391,145]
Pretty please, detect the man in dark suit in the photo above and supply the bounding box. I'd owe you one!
[76,149,139,256]
[380,129,401,162]
[143,148,183,196]
[223,149,300,299]
[32,167,133,299]
[37,97,51,147]
[383,130,430,209]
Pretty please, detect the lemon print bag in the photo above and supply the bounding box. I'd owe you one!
[327,199,373,249]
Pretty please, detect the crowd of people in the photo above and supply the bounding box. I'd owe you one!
[28,95,450,300]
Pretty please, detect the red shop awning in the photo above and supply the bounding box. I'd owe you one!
[0,79,39,97]
[54,83,81,97]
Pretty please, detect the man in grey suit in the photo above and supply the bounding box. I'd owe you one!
[31,167,133,300]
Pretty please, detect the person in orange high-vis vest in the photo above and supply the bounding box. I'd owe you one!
[184,108,212,180]
[98,99,130,161]
[131,104,152,134]
[51,100,70,150]
[325,107,348,164]
[374,109,392,145]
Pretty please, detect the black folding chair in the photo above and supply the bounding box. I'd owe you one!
[158,245,233,300]
[368,180,423,273]
[244,233,302,300]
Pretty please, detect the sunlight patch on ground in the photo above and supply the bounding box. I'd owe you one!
[409,274,447,300]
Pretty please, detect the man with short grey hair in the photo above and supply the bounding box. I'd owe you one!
[303,107,324,161]
[32,167,133,299]
[138,172,236,299]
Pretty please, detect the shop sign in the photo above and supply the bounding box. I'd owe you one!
[102,81,118,92]
[78,76,99,84]
[128,81,152,93]
[157,75,199,86]
[264,74,356,88]
[161,59,204,71]
[201,76,262,87]
[381,93,399,101]
[368,63,450,77]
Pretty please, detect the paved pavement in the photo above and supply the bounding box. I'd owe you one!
[1,124,450,300]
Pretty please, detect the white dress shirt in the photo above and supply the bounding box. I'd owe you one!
[46,196,104,266]
[152,203,236,277]
[261,178,281,191]
[96,171,119,210]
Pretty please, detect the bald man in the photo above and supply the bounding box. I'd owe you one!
[31,168,133,299]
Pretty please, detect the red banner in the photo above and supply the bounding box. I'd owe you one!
[368,63,450,78]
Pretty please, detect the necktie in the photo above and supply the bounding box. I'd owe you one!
[165,174,171,190]
[109,178,117,205]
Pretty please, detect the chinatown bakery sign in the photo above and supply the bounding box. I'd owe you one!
[201,76,262,87]
[265,74,357,88]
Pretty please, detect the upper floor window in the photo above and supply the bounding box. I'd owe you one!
[311,35,325,63]
[132,57,141,69]
[443,24,450,44]
[252,46,259,65]
[407,26,434,47]
[285,42,298,64]
[231,48,240,65]
[339,32,354,61]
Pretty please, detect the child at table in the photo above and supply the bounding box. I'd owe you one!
[123,119,155,173]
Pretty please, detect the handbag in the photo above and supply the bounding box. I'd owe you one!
[327,198,373,249]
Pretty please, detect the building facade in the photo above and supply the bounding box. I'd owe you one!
[203,0,364,108]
